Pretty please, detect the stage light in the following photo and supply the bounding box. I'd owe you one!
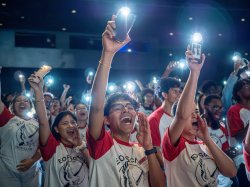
[192,33,202,43]
[119,7,130,16]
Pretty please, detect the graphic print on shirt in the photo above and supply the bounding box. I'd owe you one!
[191,152,218,187]
[116,155,146,187]
[58,154,88,187]
[15,122,38,151]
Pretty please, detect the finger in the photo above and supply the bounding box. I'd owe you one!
[107,24,115,36]
[111,15,116,22]
[108,20,116,29]
[187,44,191,51]
[201,53,206,64]
[103,29,113,39]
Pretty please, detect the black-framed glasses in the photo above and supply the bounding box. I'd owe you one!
[110,103,135,113]
[208,105,224,111]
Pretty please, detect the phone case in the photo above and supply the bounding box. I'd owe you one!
[114,13,136,42]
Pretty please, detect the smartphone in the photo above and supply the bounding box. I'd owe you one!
[36,65,52,78]
[114,12,136,42]
[134,114,139,132]
[32,65,52,83]
[191,43,202,63]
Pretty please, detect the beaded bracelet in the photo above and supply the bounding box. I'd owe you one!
[35,98,45,102]
[99,61,111,68]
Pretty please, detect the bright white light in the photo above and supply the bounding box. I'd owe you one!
[26,111,34,118]
[108,85,115,92]
[25,92,31,98]
[1,3,6,6]
[236,144,242,149]
[169,32,174,36]
[152,77,158,84]
[232,52,241,61]
[127,48,132,52]
[88,71,94,76]
[85,95,91,102]
[188,17,193,20]
[179,62,185,69]
[241,18,245,22]
[19,74,24,78]
[124,81,135,92]
[71,10,77,14]
[192,33,202,43]
[48,78,54,84]
[218,33,222,36]
[246,71,250,76]
[62,27,67,31]
[119,7,130,16]
[223,81,227,85]
[169,53,173,56]
[222,117,226,121]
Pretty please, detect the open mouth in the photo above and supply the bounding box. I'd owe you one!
[192,121,198,126]
[66,129,76,136]
[120,116,132,124]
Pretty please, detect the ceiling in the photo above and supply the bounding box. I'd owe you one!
[1,0,250,72]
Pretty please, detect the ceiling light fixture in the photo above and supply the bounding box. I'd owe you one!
[62,27,67,31]
[0,23,3,26]
[218,33,222,36]
[169,32,174,36]
[71,10,77,14]
[188,17,193,21]
[1,3,6,6]
[241,18,245,22]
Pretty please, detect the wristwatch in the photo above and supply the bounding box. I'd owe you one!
[145,147,157,156]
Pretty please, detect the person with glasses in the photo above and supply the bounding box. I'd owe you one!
[87,16,166,187]
[203,94,236,186]
[28,74,90,187]
[0,67,41,187]
[75,103,89,142]
[162,47,236,187]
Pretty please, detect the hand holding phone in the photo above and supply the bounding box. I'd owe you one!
[114,8,136,42]
[33,65,52,83]
[191,33,203,63]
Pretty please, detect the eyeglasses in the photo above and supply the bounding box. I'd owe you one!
[60,120,77,126]
[75,107,87,112]
[208,105,224,111]
[15,99,29,103]
[110,103,135,113]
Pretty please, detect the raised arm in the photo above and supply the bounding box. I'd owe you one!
[28,74,51,146]
[0,66,4,114]
[89,15,130,140]
[169,48,205,146]
[60,84,70,109]
[196,116,237,177]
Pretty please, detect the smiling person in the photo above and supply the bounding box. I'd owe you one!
[75,102,89,142]
[28,74,90,187]
[162,47,237,186]
[87,16,165,187]
[0,67,41,187]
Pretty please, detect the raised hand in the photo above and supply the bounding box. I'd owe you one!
[136,112,153,150]
[28,73,43,92]
[102,15,131,54]
[195,115,210,142]
[63,84,70,90]
[185,45,205,72]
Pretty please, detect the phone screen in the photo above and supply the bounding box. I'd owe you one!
[114,12,136,42]
[191,43,202,63]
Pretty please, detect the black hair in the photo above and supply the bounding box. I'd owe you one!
[140,88,154,103]
[9,93,33,115]
[51,111,77,140]
[204,94,221,106]
[104,93,139,116]
[200,80,217,95]
[171,102,178,116]
[233,78,250,103]
[197,93,206,114]
[159,77,181,99]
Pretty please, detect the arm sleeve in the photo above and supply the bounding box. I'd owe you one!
[0,107,14,127]
[86,127,114,160]
[148,117,161,147]
[227,107,244,137]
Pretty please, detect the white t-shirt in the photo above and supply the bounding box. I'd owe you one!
[0,107,39,172]
[148,107,173,147]
[87,128,149,187]
[79,127,87,143]
[40,133,89,187]
[162,128,219,187]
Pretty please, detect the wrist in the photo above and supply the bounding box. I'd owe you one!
[144,146,157,156]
